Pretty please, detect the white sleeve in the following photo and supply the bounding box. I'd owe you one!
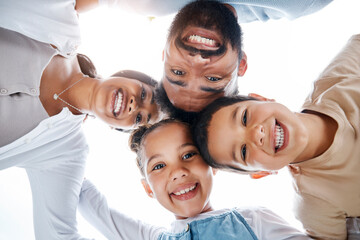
[78,179,165,240]
[237,206,312,240]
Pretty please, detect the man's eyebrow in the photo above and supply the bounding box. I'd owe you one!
[166,76,186,87]
[150,90,155,104]
[200,86,225,93]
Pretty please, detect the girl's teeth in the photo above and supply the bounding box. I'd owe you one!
[275,124,284,149]
[173,184,196,196]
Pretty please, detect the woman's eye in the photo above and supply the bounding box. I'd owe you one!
[241,144,247,161]
[135,113,142,125]
[242,109,248,126]
[182,152,197,160]
[153,163,165,171]
[206,76,221,82]
[141,87,146,100]
[172,69,185,76]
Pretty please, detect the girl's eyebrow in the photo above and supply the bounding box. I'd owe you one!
[147,154,162,166]
[178,142,195,151]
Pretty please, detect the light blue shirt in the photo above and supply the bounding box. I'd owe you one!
[100,0,333,22]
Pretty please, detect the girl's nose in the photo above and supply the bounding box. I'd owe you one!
[128,96,138,113]
[170,167,188,181]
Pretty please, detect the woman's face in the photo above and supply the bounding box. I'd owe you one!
[207,100,309,171]
[91,77,159,129]
[142,123,214,219]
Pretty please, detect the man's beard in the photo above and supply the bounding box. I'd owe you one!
[168,0,242,56]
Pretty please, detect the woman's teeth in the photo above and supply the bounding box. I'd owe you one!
[275,123,284,150]
[173,184,196,196]
[114,90,123,115]
[188,35,216,47]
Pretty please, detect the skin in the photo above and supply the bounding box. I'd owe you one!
[40,55,158,129]
[141,123,216,219]
[162,28,247,112]
[207,100,337,172]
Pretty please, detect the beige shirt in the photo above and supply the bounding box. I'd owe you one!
[289,34,360,239]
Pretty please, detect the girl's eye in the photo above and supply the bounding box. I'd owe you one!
[153,163,165,171]
[242,109,248,126]
[172,69,185,76]
[141,87,146,100]
[206,76,221,82]
[241,144,247,161]
[182,152,197,160]
[135,113,142,125]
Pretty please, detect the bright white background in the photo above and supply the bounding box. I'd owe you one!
[0,1,359,239]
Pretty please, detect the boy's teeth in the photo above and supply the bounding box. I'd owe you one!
[173,184,196,196]
[275,124,284,149]
[188,35,216,46]
[114,91,123,114]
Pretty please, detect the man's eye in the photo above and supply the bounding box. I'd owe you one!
[242,109,248,126]
[153,163,165,171]
[241,144,247,161]
[141,87,146,100]
[206,76,221,82]
[172,69,185,76]
[135,113,142,124]
[182,152,197,160]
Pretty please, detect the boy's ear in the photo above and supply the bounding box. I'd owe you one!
[141,178,154,198]
[237,51,247,77]
[248,93,275,102]
[249,171,278,179]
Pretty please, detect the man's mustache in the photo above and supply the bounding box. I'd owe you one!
[175,37,226,58]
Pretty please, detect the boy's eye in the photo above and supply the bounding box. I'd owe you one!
[135,113,142,125]
[141,87,146,100]
[241,144,247,161]
[153,163,165,171]
[206,76,221,82]
[182,152,197,160]
[242,109,248,126]
[172,69,185,76]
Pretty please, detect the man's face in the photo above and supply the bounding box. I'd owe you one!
[162,1,244,112]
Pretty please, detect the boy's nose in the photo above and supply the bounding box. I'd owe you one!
[251,125,265,147]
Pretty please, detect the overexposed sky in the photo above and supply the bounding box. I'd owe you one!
[0,1,359,239]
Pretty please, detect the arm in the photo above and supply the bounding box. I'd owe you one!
[78,179,165,240]
[75,0,100,13]
[238,206,312,240]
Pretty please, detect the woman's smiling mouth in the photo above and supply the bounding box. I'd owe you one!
[112,89,125,117]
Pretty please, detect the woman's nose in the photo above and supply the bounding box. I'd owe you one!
[128,96,138,113]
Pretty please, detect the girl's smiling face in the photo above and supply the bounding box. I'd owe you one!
[141,122,214,219]
[207,100,309,172]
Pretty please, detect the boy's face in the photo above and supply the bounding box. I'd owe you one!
[207,101,309,171]
[142,123,214,219]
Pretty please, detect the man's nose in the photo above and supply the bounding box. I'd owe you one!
[188,53,211,66]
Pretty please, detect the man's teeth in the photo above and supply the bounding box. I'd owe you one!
[275,124,284,149]
[114,91,123,114]
[188,35,216,46]
[173,184,196,196]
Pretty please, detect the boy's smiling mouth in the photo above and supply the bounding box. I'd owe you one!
[171,183,199,201]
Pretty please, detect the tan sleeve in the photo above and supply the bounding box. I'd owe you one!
[319,34,360,78]
[294,193,347,240]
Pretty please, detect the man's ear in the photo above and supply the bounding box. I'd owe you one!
[141,178,154,198]
[237,51,247,77]
[249,171,278,179]
[248,93,275,102]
